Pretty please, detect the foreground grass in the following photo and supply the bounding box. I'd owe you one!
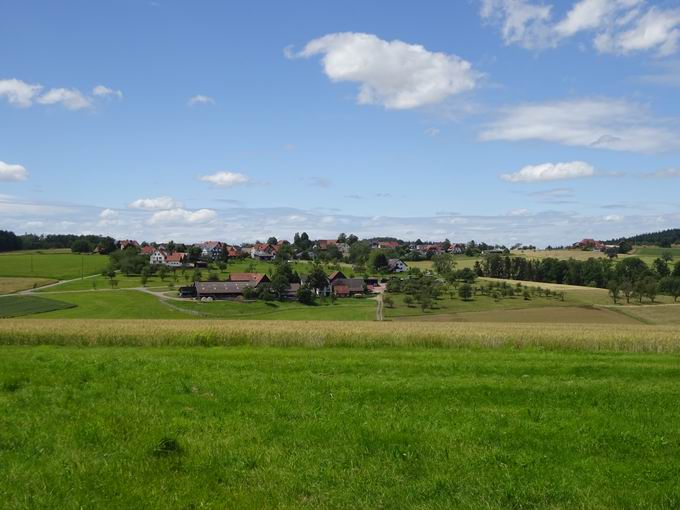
[2,319,680,352]
[1,345,679,509]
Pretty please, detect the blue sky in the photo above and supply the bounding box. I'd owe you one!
[1,0,679,246]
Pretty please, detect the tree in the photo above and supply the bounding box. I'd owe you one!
[653,258,670,278]
[607,280,621,304]
[167,240,176,252]
[659,276,680,302]
[207,271,220,282]
[347,234,359,245]
[192,269,203,282]
[306,264,328,294]
[109,278,119,289]
[661,250,674,262]
[0,230,21,252]
[140,266,150,287]
[432,253,456,277]
[267,236,278,245]
[369,251,389,273]
[296,286,315,305]
[641,276,658,303]
[269,272,291,300]
[621,280,634,304]
[337,233,347,244]
[71,239,91,253]
[158,265,169,281]
[404,295,414,307]
[458,283,473,301]
[383,295,394,308]
[188,246,203,262]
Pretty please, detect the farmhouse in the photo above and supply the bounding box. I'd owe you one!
[150,250,166,265]
[387,258,408,273]
[199,241,224,260]
[250,243,276,260]
[165,252,187,267]
[228,273,271,285]
[331,278,366,297]
[449,243,466,254]
[195,281,257,300]
[117,239,140,250]
[315,239,337,250]
[140,245,155,256]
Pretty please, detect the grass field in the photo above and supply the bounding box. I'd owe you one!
[23,289,377,321]
[0,277,57,294]
[407,255,479,271]
[0,295,76,318]
[1,342,680,508]
[0,251,108,279]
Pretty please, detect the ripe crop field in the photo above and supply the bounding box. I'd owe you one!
[0,252,108,280]
[0,277,57,294]
[1,336,680,508]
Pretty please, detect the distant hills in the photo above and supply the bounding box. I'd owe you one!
[607,228,680,247]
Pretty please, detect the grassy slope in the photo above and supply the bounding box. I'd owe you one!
[1,346,679,508]
[0,252,108,279]
[0,277,57,294]
[27,289,376,321]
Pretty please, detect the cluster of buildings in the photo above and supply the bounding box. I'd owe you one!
[182,270,377,301]
[573,239,620,253]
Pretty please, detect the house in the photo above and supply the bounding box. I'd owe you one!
[328,271,347,284]
[377,241,400,250]
[178,285,197,298]
[315,239,337,250]
[117,239,140,251]
[226,246,242,259]
[449,243,466,254]
[200,241,224,260]
[250,243,276,260]
[150,250,166,265]
[575,239,605,251]
[165,252,187,267]
[228,273,271,286]
[195,281,257,300]
[387,258,408,273]
[331,278,366,297]
[141,245,156,256]
[336,243,350,257]
[284,283,301,300]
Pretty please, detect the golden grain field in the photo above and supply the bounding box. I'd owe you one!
[1,319,680,352]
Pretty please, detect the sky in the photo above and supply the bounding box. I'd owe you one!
[1,0,679,247]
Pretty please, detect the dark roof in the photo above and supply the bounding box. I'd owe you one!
[228,273,270,285]
[332,278,364,293]
[328,270,346,282]
[195,281,255,295]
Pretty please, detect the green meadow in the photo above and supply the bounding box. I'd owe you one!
[0,251,108,280]
[1,345,680,509]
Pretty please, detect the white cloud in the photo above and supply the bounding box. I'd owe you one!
[604,214,624,222]
[99,208,118,219]
[481,98,678,153]
[188,95,215,106]
[148,208,217,225]
[501,161,595,182]
[128,196,182,210]
[481,0,680,56]
[425,127,440,137]
[0,79,42,107]
[293,32,477,109]
[0,161,29,181]
[92,85,123,99]
[480,0,554,49]
[646,168,680,178]
[199,171,249,187]
[37,88,91,110]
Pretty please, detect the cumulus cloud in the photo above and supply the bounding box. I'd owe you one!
[128,196,182,210]
[148,208,217,225]
[0,161,29,181]
[199,171,249,187]
[0,78,123,110]
[92,85,123,99]
[481,98,678,153]
[480,0,680,56]
[501,161,595,182]
[645,168,680,178]
[292,32,477,109]
[188,95,215,106]
[0,79,42,107]
[37,88,92,110]
[99,208,118,220]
